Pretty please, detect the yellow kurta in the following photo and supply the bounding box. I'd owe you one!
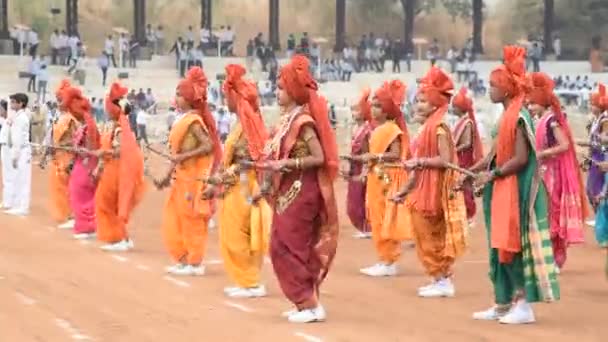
[219,124,271,287]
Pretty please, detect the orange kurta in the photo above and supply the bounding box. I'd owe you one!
[162,112,215,265]
[366,121,412,264]
[95,125,146,243]
[49,112,76,223]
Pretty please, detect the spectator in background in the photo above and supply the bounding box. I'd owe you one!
[186,25,195,45]
[119,33,129,68]
[447,46,457,73]
[129,34,140,68]
[553,35,561,60]
[146,24,157,54]
[391,40,402,73]
[286,33,296,58]
[67,33,80,63]
[145,88,156,114]
[246,39,255,70]
[28,29,39,57]
[155,25,165,54]
[58,30,69,65]
[531,41,541,72]
[96,99,105,122]
[169,36,184,69]
[136,88,147,110]
[136,108,149,145]
[300,32,310,55]
[427,38,439,66]
[27,55,40,93]
[104,34,117,67]
[49,29,60,65]
[37,63,49,103]
[98,53,109,86]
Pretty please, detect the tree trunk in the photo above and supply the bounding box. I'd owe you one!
[401,0,415,54]
[543,0,554,54]
[472,0,483,54]
[66,0,79,36]
[201,0,212,30]
[334,0,346,52]
[268,0,280,50]
[133,0,146,45]
[0,0,8,39]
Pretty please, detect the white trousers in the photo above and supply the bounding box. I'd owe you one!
[2,147,31,212]
[0,145,14,208]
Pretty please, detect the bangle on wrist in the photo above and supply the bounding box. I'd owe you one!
[491,168,502,179]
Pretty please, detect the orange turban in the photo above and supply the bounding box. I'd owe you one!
[417,66,454,107]
[374,80,410,156]
[357,87,372,122]
[63,87,100,149]
[278,55,339,180]
[453,87,483,161]
[490,45,528,264]
[222,64,268,161]
[55,79,72,111]
[105,81,145,220]
[527,72,563,114]
[408,67,454,216]
[591,83,607,111]
[177,67,222,167]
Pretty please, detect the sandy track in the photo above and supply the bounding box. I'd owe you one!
[1,164,607,342]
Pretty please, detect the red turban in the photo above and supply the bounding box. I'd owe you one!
[55,79,72,111]
[452,86,483,162]
[278,55,339,180]
[490,45,528,264]
[105,81,145,220]
[591,83,607,111]
[63,87,100,149]
[222,64,268,161]
[418,66,454,107]
[357,87,372,122]
[374,80,410,156]
[177,67,222,167]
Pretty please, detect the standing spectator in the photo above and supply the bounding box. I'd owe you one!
[136,88,147,109]
[136,108,149,145]
[553,35,561,60]
[169,36,183,69]
[67,33,80,63]
[427,38,439,66]
[58,30,69,65]
[27,55,40,93]
[37,63,49,103]
[146,24,157,53]
[155,25,165,54]
[98,53,109,86]
[67,42,82,74]
[104,34,117,67]
[340,58,353,81]
[200,26,211,50]
[223,25,235,56]
[531,42,541,72]
[216,108,232,143]
[96,99,105,122]
[28,29,39,57]
[286,33,296,58]
[145,88,156,113]
[129,35,140,68]
[391,40,402,73]
[447,46,457,73]
[49,29,60,65]
[246,39,255,70]
[186,25,195,45]
[178,43,187,77]
[300,32,310,55]
[119,33,129,68]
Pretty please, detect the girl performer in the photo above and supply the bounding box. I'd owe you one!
[154,67,221,276]
[527,72,588,271]
[392,67,467,298]
[253,55,338,323]
[581,83,607,212]
[357,80,411,277]
[471,46,559,325]
[451,87,483,221]
[63,87,100,240]
[94,82,146,252]
[343,88,373,238]
[212,64,271,298]
[45,79,76,228]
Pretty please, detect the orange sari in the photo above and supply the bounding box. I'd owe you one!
[162,112,215,265]
[95,124,146,243]
[49,112,76,223]
[366,121,411,264]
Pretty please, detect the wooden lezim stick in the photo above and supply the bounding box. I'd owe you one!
[381,161,477,178]
[29,142,79,153]
[144,144,172,160]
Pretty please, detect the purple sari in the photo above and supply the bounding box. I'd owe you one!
[68,125,98,234]
[346,122,371,232]
[586,113,608,206]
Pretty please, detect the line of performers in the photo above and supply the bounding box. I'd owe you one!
[35,45,606,325]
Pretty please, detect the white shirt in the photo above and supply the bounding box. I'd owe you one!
[9,109,31,155]
[0,116,9,144]
[50,33,60,49]
[200,29,210,43]
[119,36,128,52]
[58,34,68,48]
[68,36,79,49]
[136,110,148,125]
[28,31,39,45]
[104,38,114,54]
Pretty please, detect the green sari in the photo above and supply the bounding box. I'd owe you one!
[483,109,560,304]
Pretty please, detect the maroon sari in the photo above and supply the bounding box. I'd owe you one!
[347,122,371,232]
[264,107,338,307]
[452,117,476,219]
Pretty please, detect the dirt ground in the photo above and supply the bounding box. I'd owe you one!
[1,156,607,342]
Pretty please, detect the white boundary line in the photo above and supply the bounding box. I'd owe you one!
[294,332,323,342]
[224,301,254,313]
[163,276,191,288]
[15,292,37,306]
[54,318,92,341]
[136,264,151,271]
[110,255,128,263]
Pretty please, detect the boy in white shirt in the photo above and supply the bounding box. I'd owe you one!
[5,93,32,216]
[0,99,11,209]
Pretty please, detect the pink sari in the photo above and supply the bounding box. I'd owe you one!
[535,113,584,267]
[68,125,98,234]
[346,122,371,232]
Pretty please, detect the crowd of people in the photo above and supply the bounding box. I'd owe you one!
[1,47,607,327]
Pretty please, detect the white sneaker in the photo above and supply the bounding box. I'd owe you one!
[5,209,28,217]
[281,307,298,318]
[360,263,397,277]
[73,233,96,240]
[228,285,267,298]
[555,265,560,275]
[165,263,186,273]
[352,232,372,239]
[223,286,240,295]
[170,264,205,276]
[125,239,135,249]
[472,305,510,321]
[499,300,536,324]
[0,203,11,210]
[417,281,436,294]
[585,219,595,226]
[287,305,326,323]
[418,278,455,298]
[58,219,75,229]
[100,240,130,252]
